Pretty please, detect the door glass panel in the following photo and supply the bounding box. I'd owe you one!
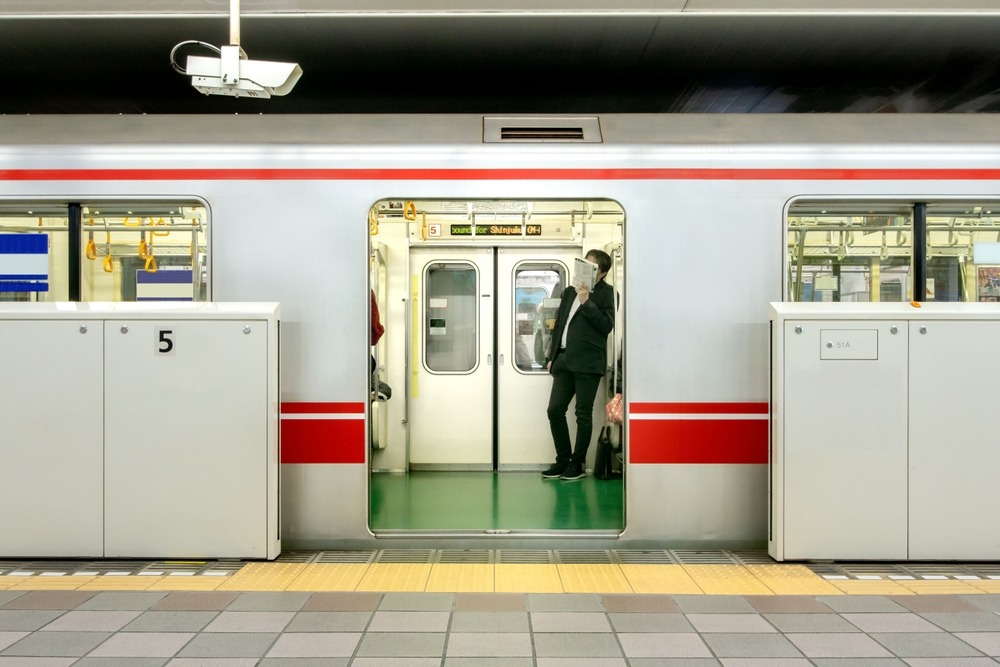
[512,262,566,372]
[424,261,478,373]
[926,204,1000,302]
[787,204,912,302]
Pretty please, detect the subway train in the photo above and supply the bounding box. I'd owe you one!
[3,113,1000,553]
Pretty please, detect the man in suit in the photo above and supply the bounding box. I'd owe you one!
[542,249,616,481]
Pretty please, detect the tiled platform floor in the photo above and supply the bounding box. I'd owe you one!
[1,590,1000,665]
[3,552,1000,665]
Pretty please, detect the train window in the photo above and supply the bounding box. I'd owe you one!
[424,261,478,373]
[0,204,67,301]
[81,204,208,302]
[926,204,1000,302]
[787,204,913,302]
[512,263,566,373]
[0,202,208,302]
[788,202,1000,302]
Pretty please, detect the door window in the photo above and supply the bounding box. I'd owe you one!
[424,261,478,373]
[511,262,566,372]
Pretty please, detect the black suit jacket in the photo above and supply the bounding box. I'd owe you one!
[546,279,616,375]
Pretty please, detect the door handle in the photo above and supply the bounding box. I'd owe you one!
[499,354,504,365]
[487,354,492,365]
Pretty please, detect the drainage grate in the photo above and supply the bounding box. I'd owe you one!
[839,563,912,579]
[144,561,211,575]
[968,563,1000,579]
[437,550,493,564]
[202,561,245,575]
[555,550,613,564]
[803,561,991,581]
[76,561,149,575]
[671,550,739,565]
[805,562,846,579]
[731,551,776,565]
[315,551,376,564]
[375,549,434,564]
[275,552,316,564]
[496,550,554,564]
[11,561,80,575]
[613,550,677,565]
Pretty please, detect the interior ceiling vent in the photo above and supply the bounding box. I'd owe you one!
[483,116,602,143]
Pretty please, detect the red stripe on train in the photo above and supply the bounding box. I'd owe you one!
[280,402,366,463]
[629,418,768,464]
[5,168,1000,181]
[280,418,365,464]
[629,402,768,414]
[280,402,365,414]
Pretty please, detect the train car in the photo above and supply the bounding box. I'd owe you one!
[2,114,1000,552]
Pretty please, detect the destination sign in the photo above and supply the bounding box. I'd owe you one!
[450,224,542,236]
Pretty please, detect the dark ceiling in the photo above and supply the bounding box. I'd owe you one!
[3,13,1000,114]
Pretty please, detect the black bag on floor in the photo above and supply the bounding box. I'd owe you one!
[594,425,622,480]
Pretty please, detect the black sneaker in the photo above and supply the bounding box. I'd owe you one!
[541,464,565,479]
[560,464,585,481]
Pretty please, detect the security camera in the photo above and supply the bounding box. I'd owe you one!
[172,43,302,98]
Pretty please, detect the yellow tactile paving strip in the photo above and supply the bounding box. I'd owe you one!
[495,564,562,593]
[617,564,703,595]
[683,564,776,596]
[744,564,844,596]
[3,561,997,594]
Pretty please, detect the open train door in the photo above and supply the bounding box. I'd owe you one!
[368,198,624,534]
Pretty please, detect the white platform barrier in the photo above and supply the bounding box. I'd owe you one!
[770,302,1000,561]
[0,302,280,560]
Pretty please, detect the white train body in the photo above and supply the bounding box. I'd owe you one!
[3,114,999,550]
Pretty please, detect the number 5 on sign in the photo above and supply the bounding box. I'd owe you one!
[156,328,175,356]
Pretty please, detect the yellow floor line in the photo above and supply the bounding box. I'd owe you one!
[78,577,162,591]
[217,563,308,591]
[826,579,915,595]
[146,577,226,591]
[495,564,563,593]
[968,580,1000,593]
[746,564,844,595]
[425,564,494,593]
[619,564,704,594]
[7,576,95,590]
[682,564,775,595]
[355,563,431,592]
[895,580,985,595]
[557,564,633,594]
[1,561,996,595]
[285,563,370,592]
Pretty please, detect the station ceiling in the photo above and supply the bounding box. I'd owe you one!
[3,1,1000,114]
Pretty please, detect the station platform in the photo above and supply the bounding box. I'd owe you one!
[2,551,1000,664]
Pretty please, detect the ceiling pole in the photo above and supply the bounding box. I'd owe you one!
[230,0,241,47]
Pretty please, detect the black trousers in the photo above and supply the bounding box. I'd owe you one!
[546,355,603,466]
